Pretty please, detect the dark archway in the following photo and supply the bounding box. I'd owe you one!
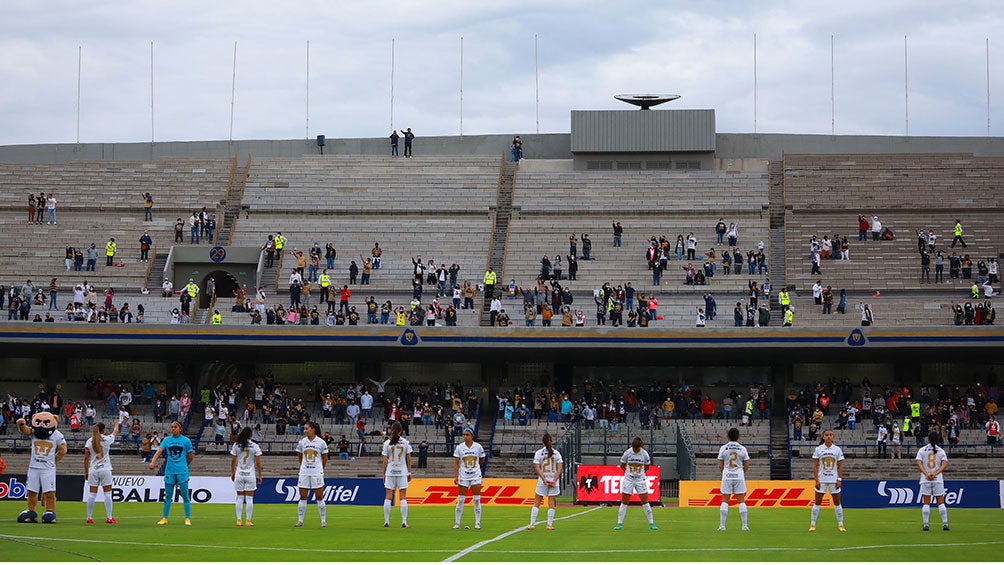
[201,270,240,308]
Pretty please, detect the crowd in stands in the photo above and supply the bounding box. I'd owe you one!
[493,379,772,430]
[786,374,1002,452]
[0,279,147,324]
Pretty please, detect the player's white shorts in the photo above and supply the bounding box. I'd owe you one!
[297,474,325,489]
[815,481,840,494]
[919,481,946,498]
[26,468,56,494]
[457,476,483,488]
[535,479,560,497]
[620,476,649,495]
[720,478,747,495]
[88,469,113,488]
[384,475,409,490]
[234,472,258,491]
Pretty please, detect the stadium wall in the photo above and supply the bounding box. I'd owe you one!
[2,132,1004,164]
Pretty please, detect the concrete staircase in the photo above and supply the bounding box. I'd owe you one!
[769,416,791,479]
[768,160,787,291]
[481,158,517,326]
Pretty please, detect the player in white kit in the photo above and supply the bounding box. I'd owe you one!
[716,427,750,531]
[381,421,413,528]
[452,427,486,530]
[916,431,950,531]
[294,422,328,527]
[83,419,121,524]
[230,426,263,527]
[810,429,845,532]
[528,432,563,531]
[614,437,657,530]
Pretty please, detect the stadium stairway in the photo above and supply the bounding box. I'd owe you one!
[481,157,517,326]
[770,414,791,479]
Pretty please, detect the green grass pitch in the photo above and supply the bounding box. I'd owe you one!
[0,500,1000,561]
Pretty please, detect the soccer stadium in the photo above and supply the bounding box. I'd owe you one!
[2,7,1003,562]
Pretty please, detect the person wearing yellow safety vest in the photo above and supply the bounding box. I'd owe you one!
[274,232,286,259]
[778,287,791,309]
[902,416,912,438]
[483,268,496,302]
[185,280,199,299]
[105,238,116,267]
[783,305,793,327]
[910,399,921,419]
[211,310,222,325]
[743,398,755,426]
[950,219,967,248]
[319,270,331,305]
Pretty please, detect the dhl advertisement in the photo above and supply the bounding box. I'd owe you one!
[404,478,538,505]
[680,480,829,508]
[574,464,662,504]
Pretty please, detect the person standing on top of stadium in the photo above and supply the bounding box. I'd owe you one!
[381,420,413,528]
[916,431,950,531]
[453,427,486,530]
[809,429,845,532]
[528,432,563,531]
[614,437,657,531]
[717,427,750,531]
[83,419,121,524]
[231,426,263,527]
[149,420,194,526]
[295,421,328,527]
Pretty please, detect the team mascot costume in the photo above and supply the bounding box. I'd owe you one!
[16,411,67,523]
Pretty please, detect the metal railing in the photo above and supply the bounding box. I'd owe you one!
[676,422,696,480]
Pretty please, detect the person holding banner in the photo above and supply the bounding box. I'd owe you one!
[453,427,486,530]
[381,421,413,528]
[149,420,194,526]
[230,426,263,527]
[83,419,121,524]
[916,431,950,531]
[614,437,657,531]
[809,429,845,532]
[716,427,750,531]
[529,432,563,531]
[295,422,328,528]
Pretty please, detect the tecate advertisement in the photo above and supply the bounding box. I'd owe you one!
[841,480,1003,509]
[575,464,661,504]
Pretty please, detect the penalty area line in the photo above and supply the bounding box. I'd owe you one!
[442,504,605,563]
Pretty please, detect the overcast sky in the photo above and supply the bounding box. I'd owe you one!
[1,1,1002,145]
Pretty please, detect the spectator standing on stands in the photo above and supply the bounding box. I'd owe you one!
[139,232,153,263]
[403,128,415,158]
[510,136,523,162]
[612,222,623,247]
[870,216,882,241]
[390,130,400,157]
[143,192,154,221]
[46,193,58,224]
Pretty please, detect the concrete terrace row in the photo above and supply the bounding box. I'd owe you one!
[0,158,232,293]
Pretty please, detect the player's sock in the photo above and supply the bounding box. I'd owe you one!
[642,503,654,525]
[921,504,930,525]
[530,506,540,525]
[937,504,948,526]
[455,495,466,525]
[104,496,114,520]
[473,496,482,526]
[163,497,173,518]
[180,481,192,519]
[738,503,748,528]
[719,502,729,528]
[236,496,244,521]
[400,500,408,524]
[617,503,628,525]
[317,501,327,523]
[810,504,820,526]
[546,508,555,527]
[245,497,253,521]
[383,500,392,524]
[834,505,844,526]
[297,500,307,523]
[86,493,96,519]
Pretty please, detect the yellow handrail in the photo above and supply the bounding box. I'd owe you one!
[226,154,252,246]
[214,155,239,244]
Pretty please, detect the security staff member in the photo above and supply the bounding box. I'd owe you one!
[105,238,117,266]
[319,270,331,304]
[483,268,496,303]
[778,287,791,309]
[274,232,286,259]
[211,310,222,325]
[910,400,921,419]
